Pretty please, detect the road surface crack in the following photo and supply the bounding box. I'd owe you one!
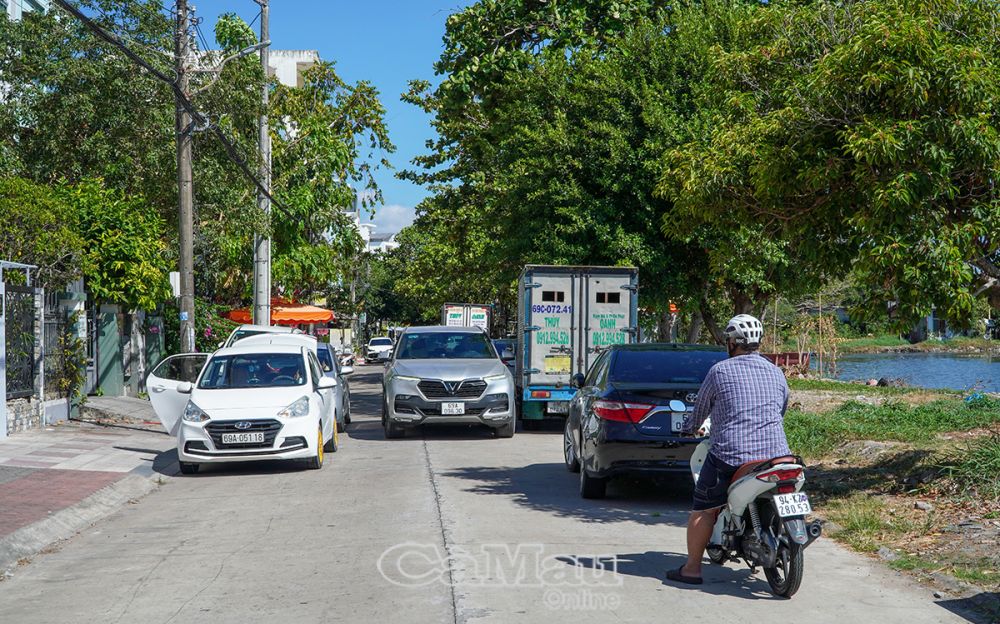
[422,437,459,624]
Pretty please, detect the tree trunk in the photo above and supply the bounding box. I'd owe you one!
[700,296,726,345]
[731,289,754,315]
[686,308,704,343]
[656,309,671,342]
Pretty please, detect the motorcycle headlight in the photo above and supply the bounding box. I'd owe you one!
[182,402,209,422]
[277,396,311,418]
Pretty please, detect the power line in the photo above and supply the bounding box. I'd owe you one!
[50,0,287,213]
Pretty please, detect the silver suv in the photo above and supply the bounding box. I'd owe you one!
[381,326,515,439]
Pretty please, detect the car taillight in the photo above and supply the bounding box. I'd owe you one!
[593,400,653,424]
[757,468,803,483]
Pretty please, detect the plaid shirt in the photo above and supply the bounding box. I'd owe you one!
[684,353,792,466]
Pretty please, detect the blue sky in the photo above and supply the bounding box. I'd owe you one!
[189,1,469,234]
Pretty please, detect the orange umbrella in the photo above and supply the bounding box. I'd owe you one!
[225,298,335,326]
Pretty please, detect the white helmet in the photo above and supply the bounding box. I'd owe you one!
[724,314,764,345]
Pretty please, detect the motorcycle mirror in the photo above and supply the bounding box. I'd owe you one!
[668,399,687,413]
[571,373,586,389]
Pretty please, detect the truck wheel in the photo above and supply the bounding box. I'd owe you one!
[494,420,514,438]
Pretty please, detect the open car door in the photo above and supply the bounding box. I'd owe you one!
[146,354,209,435]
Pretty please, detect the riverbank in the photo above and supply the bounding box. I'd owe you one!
[789,381,999,611]
[841,336,996,354]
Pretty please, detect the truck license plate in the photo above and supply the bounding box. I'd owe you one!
[774,493,812,517]
[547,401,569,414]
[442,402,465,415]
[221,432,264,445]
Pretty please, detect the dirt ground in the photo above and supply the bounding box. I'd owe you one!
[789,388,952,413]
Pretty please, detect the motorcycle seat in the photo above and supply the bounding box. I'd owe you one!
[731,455,800,485]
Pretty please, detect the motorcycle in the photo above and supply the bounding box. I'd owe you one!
[338,349,356,367]
[688,414,822,598]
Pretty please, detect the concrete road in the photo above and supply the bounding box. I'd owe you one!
[0,369,980,623]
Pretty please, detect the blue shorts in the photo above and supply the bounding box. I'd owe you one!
[693,453,738,511]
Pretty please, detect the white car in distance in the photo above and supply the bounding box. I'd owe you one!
[146,343,338,474]
[366,336,394,363]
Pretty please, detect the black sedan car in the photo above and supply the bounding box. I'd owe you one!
[564,343,727,499]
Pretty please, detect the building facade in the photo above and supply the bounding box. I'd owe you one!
[2,0,50,20]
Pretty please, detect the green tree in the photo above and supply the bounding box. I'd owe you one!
[661,0,1000,328]
[0,177,84,287]
[62,179,171,310]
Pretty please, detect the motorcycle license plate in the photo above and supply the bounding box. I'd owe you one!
[774,492,812,517]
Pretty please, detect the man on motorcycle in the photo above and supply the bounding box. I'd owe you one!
[666,314,792,585]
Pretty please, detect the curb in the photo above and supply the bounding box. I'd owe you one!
[0,474,162,577]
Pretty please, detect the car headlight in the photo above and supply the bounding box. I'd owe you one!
[394,375,421,382]
[484,373,508,382]
[277,396,310,418]
[182,402,209,422]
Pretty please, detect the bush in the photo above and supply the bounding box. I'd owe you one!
[162,298,239,355]
[944,434,1000,501]
[786,399,1000,457]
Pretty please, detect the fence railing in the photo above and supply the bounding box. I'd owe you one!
[5,285,36,399]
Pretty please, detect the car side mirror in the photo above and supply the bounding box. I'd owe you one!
[318,377,337,389]
[669,399,687,413]
[177,382,193,394]
[501,348,515,361]
[571,373,586,389]
[340,366,354,375]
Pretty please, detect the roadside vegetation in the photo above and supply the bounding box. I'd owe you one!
[788,382,1000,595]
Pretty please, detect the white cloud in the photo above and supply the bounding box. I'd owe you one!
[364,204,416,235]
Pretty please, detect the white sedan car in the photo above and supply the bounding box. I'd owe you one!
[146,343,338,474]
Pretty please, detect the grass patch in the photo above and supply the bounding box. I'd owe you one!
[787,378,955,395]
[943,433,1000,500]
[786,398,1000,458]
[888,553,940,573]
[824,493,912,552]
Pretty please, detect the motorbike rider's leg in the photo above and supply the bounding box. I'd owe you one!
[668,452,735,585]
[682,508,720,578]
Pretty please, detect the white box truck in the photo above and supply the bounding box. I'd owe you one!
[441,303,493,334]
[516,265,639,424]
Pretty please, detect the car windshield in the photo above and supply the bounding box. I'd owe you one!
[609,349,726,384]
[198,353,307,389]
[229,329,269,344]
[396,332,495,360]
[370,338,392,346]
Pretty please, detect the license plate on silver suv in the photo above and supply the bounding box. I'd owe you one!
[441,402,465,415]
[221,432,264,445]
[774,492,812,517]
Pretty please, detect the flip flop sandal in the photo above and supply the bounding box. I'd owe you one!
[665,566,703,585]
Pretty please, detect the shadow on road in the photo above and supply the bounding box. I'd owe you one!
[564,551,783,600]
[936,592,1000,624]
[442,462,694,526]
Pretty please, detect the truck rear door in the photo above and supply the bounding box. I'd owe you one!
[525,273,574,387]
[579,272,635,375]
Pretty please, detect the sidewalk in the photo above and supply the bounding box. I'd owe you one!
[0,400,176,576]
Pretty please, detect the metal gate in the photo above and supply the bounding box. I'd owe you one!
[4,285,36,399]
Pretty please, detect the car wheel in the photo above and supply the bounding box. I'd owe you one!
[344,393,352,424]
[579,466,607,499]
[179,462,199,475]
[324,421,339,452]
[384,412,404,439]
[494,420,514,438]
[564,421,580,473]
[307,425,325,469]
[336,420,345,434]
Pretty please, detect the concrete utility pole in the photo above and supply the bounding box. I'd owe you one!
[175,0,196,352]
[252,0,272,326]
